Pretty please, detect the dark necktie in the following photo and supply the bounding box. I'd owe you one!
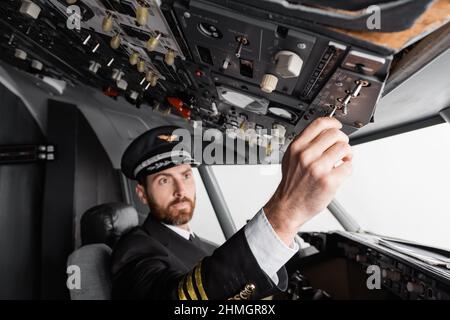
[189,234,201,247]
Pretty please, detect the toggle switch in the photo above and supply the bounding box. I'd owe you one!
[136,60,146,73]
[146,33,161,52]
[235,36,249,58]
[135,6,149,26]
[110,34,121,49]
[129,52,139,66]
[164,49,176,66]
[102,14,113,33]
[145,70,155,82]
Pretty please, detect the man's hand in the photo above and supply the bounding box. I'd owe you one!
[264,117,353,246]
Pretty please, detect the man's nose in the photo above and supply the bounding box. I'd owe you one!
[173,179,186,198]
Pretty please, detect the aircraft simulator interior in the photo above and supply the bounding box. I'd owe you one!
[0,0,449,300]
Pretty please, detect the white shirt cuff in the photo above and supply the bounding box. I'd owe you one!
[244,208,299,284]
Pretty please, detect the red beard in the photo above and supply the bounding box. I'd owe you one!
[148,196,195,226]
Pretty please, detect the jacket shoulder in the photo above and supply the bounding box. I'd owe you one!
[111,226,167,274]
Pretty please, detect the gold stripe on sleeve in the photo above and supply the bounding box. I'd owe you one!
[178,278,188,300]
[186,270,198,300]
[194,263,208,300]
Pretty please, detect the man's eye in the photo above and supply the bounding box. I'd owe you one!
[159,178,168,185]
[184,173,192,179]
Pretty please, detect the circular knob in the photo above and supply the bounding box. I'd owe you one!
[110,34,121,49]
[135,6,149,26]
[129,52,139,66]
[274,51,303,78]
[260,74,278,93]
[164,49,176,66]
[102,15,113,33]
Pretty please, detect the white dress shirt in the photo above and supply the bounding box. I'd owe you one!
[162,223,195,240]
[162,208,298,285]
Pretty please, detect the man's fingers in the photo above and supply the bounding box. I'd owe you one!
[330,159,353,182]
[299,128,349,166]
[315,142,353,172]
[291,117,342,152]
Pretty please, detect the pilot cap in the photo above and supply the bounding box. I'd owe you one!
[121,125,199,181]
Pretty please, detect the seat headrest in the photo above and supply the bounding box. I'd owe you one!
[81,203,139,247]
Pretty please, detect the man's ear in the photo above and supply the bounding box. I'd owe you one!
[135,183,148,205]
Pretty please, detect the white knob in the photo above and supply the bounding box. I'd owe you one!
[272,124,286,138]
[129,91,139,100]
[116,79,128,91]
[20,1,41,19]
[15,49,27,60]
[31,59,43,71]
[275,51,303,78]
[260,74,278,93]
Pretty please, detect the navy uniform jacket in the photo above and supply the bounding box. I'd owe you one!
[111,215,288,300]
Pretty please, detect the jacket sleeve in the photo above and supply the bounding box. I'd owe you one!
[111,227,288,300]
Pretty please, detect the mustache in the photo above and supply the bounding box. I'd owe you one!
[169,197,193,207]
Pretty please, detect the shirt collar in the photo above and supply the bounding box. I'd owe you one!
[162,223,194,240]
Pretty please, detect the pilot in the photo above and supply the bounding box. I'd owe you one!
[111,117,353,300]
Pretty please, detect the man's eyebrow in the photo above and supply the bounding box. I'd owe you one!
[181,168,193,175]
[152,172,172,180]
